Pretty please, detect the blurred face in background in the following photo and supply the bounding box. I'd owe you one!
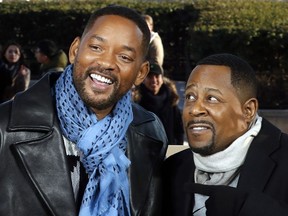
[4,45,21,64]
[34,48,48,64]
[143,72,163,95]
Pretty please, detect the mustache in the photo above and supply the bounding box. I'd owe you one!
[86,65,113,76]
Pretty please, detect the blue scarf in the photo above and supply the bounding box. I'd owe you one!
[55,65,132,216]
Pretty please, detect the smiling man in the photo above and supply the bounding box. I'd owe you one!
[0,5,167,216]
[162,53,288,216]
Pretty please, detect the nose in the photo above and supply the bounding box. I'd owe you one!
[97,51,116,71]
[188,99,207,117]
[10,52,17,57]
[151,74,158,82]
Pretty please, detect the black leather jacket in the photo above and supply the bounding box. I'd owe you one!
[0,73,168,216]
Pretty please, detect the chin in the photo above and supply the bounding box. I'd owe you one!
[189,143,215,156]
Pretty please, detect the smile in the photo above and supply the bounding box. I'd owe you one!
[90,73,113,84]
[187,121,214,134]
[191,126,209,131]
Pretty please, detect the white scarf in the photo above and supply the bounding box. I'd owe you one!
[194,115,262,176]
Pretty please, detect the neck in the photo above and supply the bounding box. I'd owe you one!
[90,106,114,120]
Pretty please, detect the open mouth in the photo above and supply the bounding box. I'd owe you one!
[187,122,213,133]
[191,126,210,131]
[90,73,113,85]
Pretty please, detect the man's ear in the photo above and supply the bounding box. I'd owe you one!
[243,98,258,123]
[134,61,150,86]
[69,37,80,64]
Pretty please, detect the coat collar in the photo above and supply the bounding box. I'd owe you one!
[11,130,77,216]
[8,72,59,131]
[237,118,281,191]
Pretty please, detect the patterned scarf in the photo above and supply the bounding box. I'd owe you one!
[55,65,132,216]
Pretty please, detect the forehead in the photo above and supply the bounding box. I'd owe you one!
[7,45,19,51]
[187,65,234,91]
[85,15,142,41]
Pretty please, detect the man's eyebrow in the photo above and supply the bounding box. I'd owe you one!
[185,83,197,91]
[122,45,136,54]
[91,35,105,42]
[185,83,223,95]
[90,34,136,54]
[205,87,223,95]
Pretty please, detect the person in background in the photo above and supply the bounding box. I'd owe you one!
[135,63,184,145]
[143,14,164,67]
[163,53,288,216]
[0,40,30,103]
[0,5,167,216]
[34,39,68,77]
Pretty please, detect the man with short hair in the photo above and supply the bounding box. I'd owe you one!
[34,39,68,76]
[0,5,167,216]
[136,63,184,145]
[163,53,288,216]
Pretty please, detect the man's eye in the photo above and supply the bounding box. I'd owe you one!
[208,96,219,102]
[185,94,196,101]
[90,45,102,52]
[119,55,133,63]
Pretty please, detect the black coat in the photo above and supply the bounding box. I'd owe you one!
[138,84,184,145]
[163,119,288,216]
[0,72,168,216]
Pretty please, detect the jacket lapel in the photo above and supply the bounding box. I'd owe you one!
[11,131,76,216]
[238,119,281,192]
[8,73,59,130]
[9,73,76,215]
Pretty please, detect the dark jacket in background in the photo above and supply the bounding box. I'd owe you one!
[138,83,184,145]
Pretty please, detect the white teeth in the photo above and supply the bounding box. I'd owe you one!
[90,74,112,84]
[193,127,207,131]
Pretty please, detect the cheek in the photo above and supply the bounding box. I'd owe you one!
[158,78,163,85]
[182,107,190,125]
[4,53,10,60]
[120,70,136,88]
[76,50,94,65]
[214,109,248,144]
[211,102,246,123]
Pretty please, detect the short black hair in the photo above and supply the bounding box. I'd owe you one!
[35,39,59,58]
[82,5,150,59]
[197,53,258,100]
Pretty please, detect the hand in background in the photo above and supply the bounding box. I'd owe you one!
[19,65,30,76]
